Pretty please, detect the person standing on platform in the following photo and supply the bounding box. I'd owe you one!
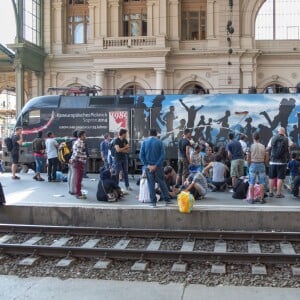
[140,128,171,208]
[68,130,78,195]
[70,130,87,199]
[176,128,192,186]
[227,132,244,188]
[114,128,131,191]
[10,127,23,180]
[268,127,290,198]
[45,131,59,182]
[100,133,111,169]
[246,132,267,204]
[32,131,46,181]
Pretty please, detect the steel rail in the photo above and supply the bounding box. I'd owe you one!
[0,224,299,241]
[0,243,299,265]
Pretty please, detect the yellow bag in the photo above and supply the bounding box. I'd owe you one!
[177,191,195,213]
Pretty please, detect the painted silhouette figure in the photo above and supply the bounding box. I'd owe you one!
[162,106,178,144]
[290,125,299,147]
[214,110,231,144]
[243,117,256,145]
[257,124,273,146]
[149,95,165,133]
[205,118,213,143]
[134,96,149,139]
[176,119,187,141]
[179,99,203,131]
[260,98,296,131]
[194,115,206,141]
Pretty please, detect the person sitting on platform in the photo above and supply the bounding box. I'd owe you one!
[182,166,208,200]
[203,154,229,191]
[190,143,203,172]
[97,167,123,202]
[164,165,179,198]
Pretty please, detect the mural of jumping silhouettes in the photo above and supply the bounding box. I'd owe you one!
[214,110,231,144]
[260,98,296,131]
[179,98,203,131]
[149,95,166,133]
[134,96,149,139]
[161,105,178,144]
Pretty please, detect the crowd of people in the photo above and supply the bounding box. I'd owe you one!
[7,124,300,207]
[137,126,300,207]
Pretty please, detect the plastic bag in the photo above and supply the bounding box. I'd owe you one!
[177,191,195,213]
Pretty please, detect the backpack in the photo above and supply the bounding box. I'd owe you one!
[109,139,116,158]
[232,178,249,199]
[271,136,288,160]
[32,138,45,153]
[58,141,73,164]
[4,136,13,152]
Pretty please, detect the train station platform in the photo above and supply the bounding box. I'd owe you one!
[0,275,299,300]
[0,173,300,231]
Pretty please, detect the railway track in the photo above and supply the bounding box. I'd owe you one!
[0,224,299,275]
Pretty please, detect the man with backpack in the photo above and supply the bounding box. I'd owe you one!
[267,127,292,198]
[32,131,46,181]
[8,127,23,180]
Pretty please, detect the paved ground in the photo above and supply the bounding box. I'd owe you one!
[0,275,299,300]
[1,172,299,209]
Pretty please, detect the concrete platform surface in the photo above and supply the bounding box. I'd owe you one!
[1,172,300,208]
[0,275,299,300]
[1,173,300,230]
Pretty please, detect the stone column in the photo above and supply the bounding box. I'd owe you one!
[159,0,167,36]
[108,0,120,37]
[14,62,24,116]
[36,72,44,96]
[52,1,64,54]
[168,0,179,40]
[88,0,97,41]
[95,70,105,95]
[207,0,216,39]
[99,0,108,37]
[155,69,166,94]
[147,1,155,36]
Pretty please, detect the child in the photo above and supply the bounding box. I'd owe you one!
[288,152,300,180]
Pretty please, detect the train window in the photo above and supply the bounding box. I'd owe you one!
[60,96,89,108]
[22,110,41,126]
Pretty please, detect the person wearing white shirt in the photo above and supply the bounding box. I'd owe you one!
[45,131,58,182]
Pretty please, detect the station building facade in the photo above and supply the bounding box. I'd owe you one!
[41,0,300,95]
[3,0,300,104]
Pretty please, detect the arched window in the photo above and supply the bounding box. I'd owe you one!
[67,0,89,44]
[123,0,147,37]
[121,84,146,95]
[181,0,207,41]
[181,83,206,94]
[263,83,289,94]
[255,0,300,40]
